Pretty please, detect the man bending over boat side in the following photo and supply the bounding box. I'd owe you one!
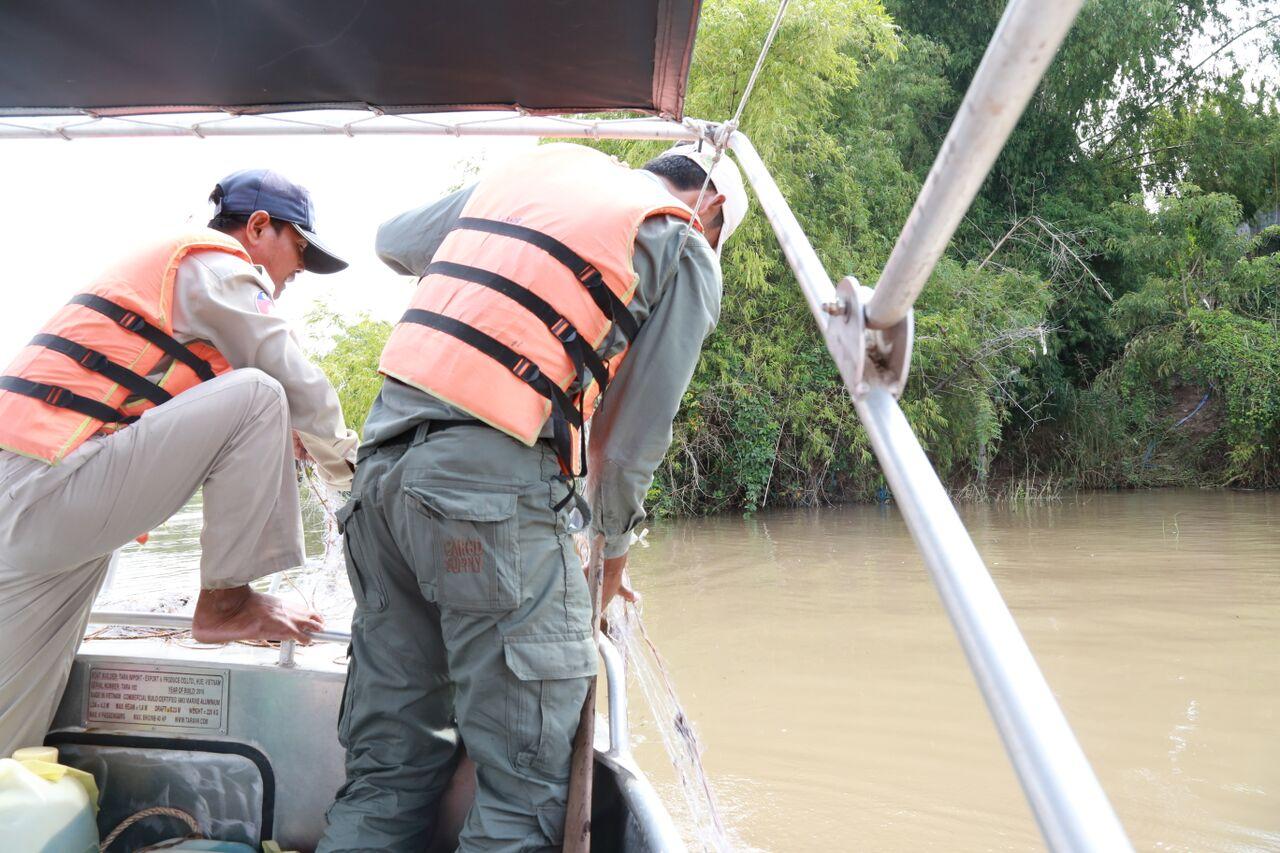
[317,142,748,852]
[0,169,359,756]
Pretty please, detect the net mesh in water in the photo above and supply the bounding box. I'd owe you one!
[568,528,739,852]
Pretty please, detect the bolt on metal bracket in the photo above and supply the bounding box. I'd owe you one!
[826,276,914,401]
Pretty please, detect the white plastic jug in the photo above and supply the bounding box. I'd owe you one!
[0,747,99,853]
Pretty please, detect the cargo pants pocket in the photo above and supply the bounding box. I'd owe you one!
[404,481,522,612]
[334,497,387,612]
[503,634,597,780]
[335,648,358,746]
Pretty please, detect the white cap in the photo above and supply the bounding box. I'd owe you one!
[660,143,749,257]
[12,746,58,763]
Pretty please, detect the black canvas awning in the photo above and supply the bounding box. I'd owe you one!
[0,1,702,119]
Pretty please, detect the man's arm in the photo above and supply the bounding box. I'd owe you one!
[586,217,722,564]
[375,185,475,276]
[172,251,358,489]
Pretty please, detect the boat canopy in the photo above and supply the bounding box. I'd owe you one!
[0,0,702,119]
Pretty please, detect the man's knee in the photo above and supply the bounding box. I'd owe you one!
[212,368,288,421]
[224,367,286,400]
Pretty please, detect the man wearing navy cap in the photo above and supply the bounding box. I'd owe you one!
[0,169,359,756]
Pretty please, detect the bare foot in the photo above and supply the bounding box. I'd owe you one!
[192,585,324,644]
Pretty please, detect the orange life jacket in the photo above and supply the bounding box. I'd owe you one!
[0,228,249,464]
[378,143,699,474]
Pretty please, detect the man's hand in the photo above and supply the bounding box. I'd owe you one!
[292,430,314,463]
[600,553,638,610]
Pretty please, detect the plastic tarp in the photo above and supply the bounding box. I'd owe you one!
[0,1,702,119]
[57,744,263,850]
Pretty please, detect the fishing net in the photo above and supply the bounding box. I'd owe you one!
[272,463,354,627]
[570,529,738,852]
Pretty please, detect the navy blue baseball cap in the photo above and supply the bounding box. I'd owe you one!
[209,169,349,274]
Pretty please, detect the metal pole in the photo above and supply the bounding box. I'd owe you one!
[87,609,352,646]
[598,636,631,759]
[855,387,1131,851]
[0,114,702,142]
[732,124,1130,848]
[865,0,1085,329]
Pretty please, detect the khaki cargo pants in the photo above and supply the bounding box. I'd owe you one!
[0,369,304,757]
[318,423,595,853]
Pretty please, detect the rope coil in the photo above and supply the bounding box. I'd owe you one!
[100,806,203,851]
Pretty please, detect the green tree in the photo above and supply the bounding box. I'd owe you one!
[307,308,391,433]
[591,0,1064,510]
[1059,188,1280,487]
[1139,76,1280,219]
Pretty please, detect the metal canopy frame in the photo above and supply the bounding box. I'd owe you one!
[0,111,702,142]
[49,0,1133,848]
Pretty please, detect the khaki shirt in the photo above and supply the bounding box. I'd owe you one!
[369,175,722,558]
[170,250,359,489]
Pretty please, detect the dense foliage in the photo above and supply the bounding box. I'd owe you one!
[306,309,391,434]
[314,0,1280,511]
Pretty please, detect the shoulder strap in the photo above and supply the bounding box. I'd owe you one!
[398,308,585,476]
[71,293,217,381]
[30,333,173,406]
[425,260,610,394]
[452,217,640,342]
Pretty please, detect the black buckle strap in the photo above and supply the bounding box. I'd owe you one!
[30,334,173,407]
[425,260,610,394]
[399,309,587,476]
[399,310,582,429]
[71,293,217,381]
[453,217,640,343]
[0,375,137,424]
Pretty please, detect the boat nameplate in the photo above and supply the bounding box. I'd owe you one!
[84,662,230,735]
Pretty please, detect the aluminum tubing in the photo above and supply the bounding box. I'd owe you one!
[0,115,703,142]
[865,0,1085,329]
[729,131,838,323]
[853,386,1132,852]
[598,635,631,759]
[88,610,352,646]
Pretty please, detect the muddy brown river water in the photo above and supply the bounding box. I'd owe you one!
[101,489,1279,851]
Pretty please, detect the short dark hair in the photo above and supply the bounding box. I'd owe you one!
[642,154,711,192]
[643,154,724,230]
[207,212,287,235]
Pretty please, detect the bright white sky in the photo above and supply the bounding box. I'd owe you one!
[0,133,537,364]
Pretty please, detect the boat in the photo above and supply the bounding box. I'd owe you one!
[2,0,1133,849]
[52,611,676,851]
